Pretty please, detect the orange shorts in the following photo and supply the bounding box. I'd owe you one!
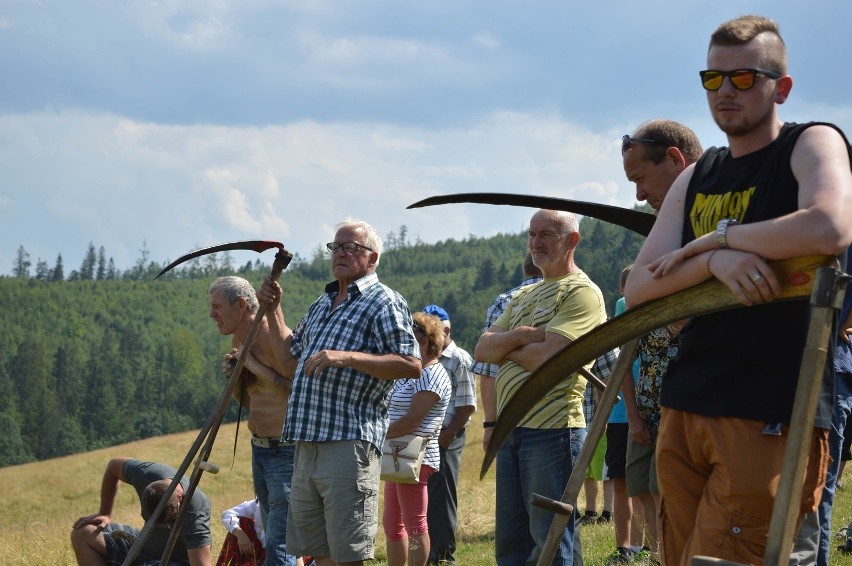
[656,408,829,566]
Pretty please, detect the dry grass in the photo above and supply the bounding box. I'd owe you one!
[0,419,495,566]
[3,416,852,565]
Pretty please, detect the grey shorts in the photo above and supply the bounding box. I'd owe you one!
[287,440,381,562]
[102,524,189,566]
[625,426,659,497]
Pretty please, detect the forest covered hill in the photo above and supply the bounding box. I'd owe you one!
[1,215,646,467]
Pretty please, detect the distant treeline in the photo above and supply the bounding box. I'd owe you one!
[1,217,645,467]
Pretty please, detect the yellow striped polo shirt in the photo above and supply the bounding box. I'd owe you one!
[493,270,607,429]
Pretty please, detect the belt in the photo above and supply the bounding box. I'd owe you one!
[251,435,292,449]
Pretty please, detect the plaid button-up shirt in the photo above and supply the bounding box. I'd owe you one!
[438,340,477,428]
[583,346,620,425]
[283,272,420,450]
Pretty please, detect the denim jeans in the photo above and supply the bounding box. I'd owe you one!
[570,428,585,566]
[253,442,298,566]
[496,427,576,566]
[817,373,852,566]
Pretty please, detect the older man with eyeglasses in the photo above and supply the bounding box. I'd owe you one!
[258,218,422,566]
[625,15,852,566]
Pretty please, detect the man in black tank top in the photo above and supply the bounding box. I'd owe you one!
[623,14,852,566]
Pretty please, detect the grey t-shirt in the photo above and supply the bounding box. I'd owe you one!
[123,460,212,560]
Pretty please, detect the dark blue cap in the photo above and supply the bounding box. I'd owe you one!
[422,304,449,321]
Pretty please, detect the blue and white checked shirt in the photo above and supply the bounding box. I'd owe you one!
[438,340,477,428]
[283,272,420,450]
[582,346,620,426]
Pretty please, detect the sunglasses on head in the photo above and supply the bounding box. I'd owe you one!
[699,68,781,91]
[621,134,669,155]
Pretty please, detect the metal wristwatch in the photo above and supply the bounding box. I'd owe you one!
[716,218,739,249]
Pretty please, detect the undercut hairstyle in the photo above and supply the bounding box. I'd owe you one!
[209,276,259,313]
[709,15,787,75]
[141,479,181,525]
[632,120,704,165]
[337,218,383,265]
[413,312,445,358]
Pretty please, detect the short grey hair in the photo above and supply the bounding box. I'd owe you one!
[542,210,579,237]
[337,218,383,264]
[209,276,259,313]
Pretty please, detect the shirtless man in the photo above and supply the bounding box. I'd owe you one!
[209,276,300,566]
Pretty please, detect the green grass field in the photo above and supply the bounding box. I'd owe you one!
[3,417,851,565]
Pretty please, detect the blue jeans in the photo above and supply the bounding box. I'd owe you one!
[253,442,297,566]
[817,373,852,566]
[570,429,585,566]
[496,427,576,566]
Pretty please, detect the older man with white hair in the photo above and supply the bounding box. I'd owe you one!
[259,218,422,566]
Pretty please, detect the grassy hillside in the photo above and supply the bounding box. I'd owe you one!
[1,221,646,467]
[5,415,852,565]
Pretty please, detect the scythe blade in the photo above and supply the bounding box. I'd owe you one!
[407,192,656,236]
[155,240,289,279]
[481,254,835,479]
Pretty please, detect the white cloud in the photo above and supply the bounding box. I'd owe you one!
[3,1,852,277]
[0,109,639,273]
[472,33,500,50]
[127,0,232,49]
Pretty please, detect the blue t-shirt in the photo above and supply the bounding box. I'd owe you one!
[607,358,638,424]
[607,296,630,423]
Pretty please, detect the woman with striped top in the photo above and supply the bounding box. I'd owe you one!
[382,311,452,566]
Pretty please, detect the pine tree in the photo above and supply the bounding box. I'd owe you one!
[0,412,34,466]
[51,253,65,282]
[106,258,117,280]
[12,246,31,278]
[96,246,107,280]
[35,258,50,281]
[12,335,61,459]
[475,257,496,290]
[79,242,97,280]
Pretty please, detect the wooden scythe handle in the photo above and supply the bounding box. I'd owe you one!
[533,338,639,565]
[122,249,292,566]
[763,265,845,565]
[692,557,749,566]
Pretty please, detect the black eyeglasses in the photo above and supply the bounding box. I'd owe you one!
[699,68,781,91]
[326,242,374,254]
[412,322,425,335]
[621,134,669,155]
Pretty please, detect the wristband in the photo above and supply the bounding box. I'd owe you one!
[483,421,496,429]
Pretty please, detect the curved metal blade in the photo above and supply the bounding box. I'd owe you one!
[407,192,655,236]
[155,240,286,279]
[481,255,835,479]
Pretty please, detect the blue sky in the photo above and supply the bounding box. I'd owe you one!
[2,1,851,276]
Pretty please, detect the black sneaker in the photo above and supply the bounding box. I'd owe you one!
[578,510,599,526]
[597,510,613,524]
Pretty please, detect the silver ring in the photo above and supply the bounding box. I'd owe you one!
[751,272,762,282]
